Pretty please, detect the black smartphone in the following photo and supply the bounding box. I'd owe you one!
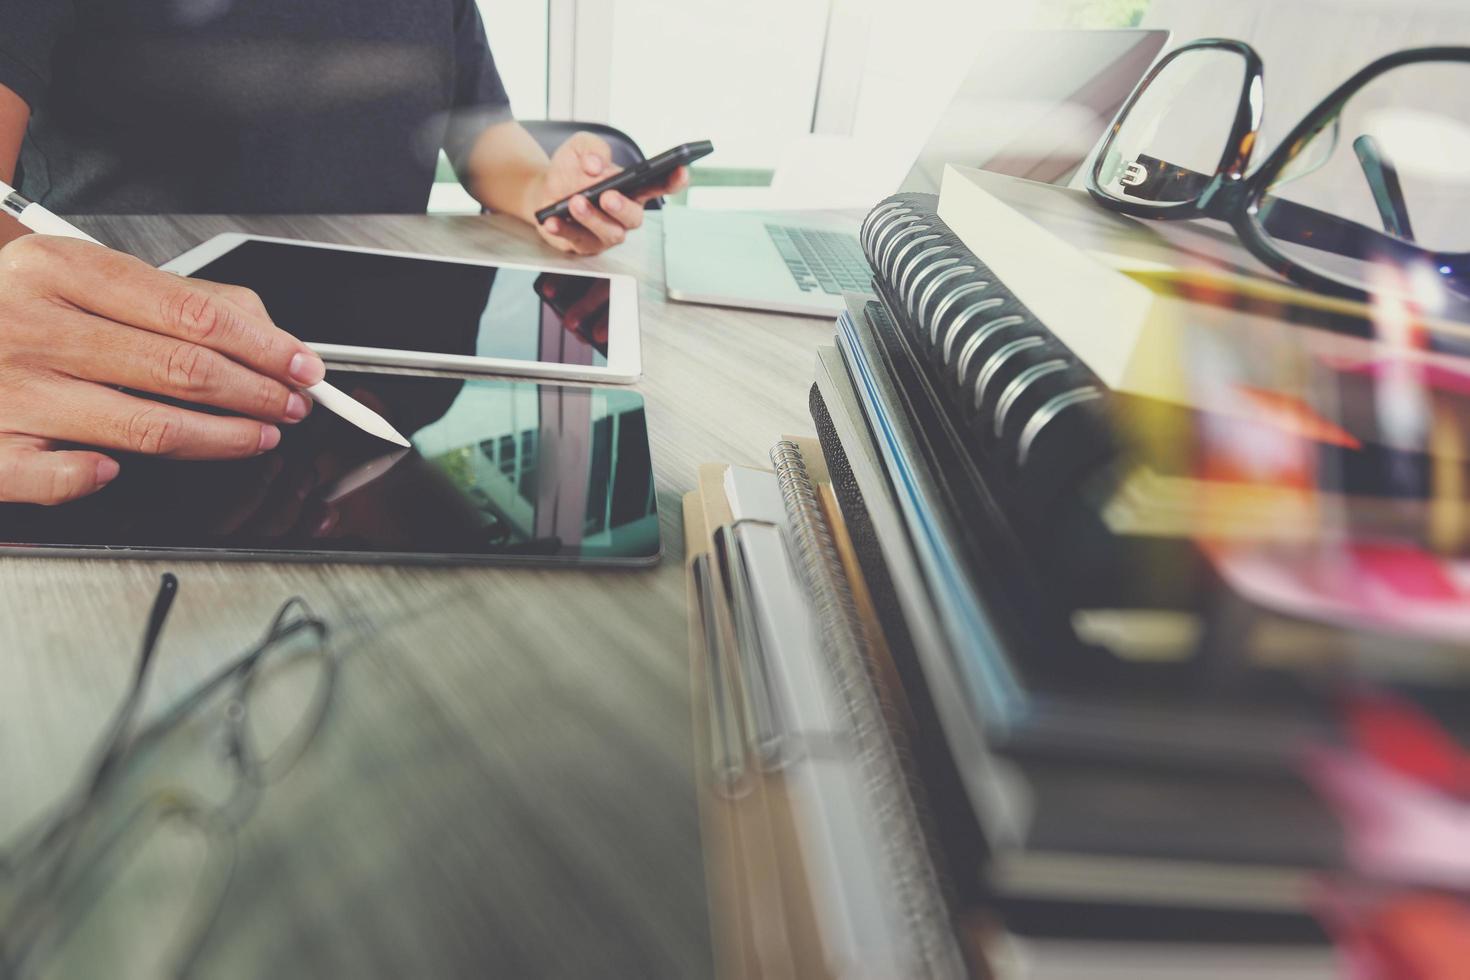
[534,139,713,225]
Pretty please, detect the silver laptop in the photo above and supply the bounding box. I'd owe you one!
[663,29,1170,318]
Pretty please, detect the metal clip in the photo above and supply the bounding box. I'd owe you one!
[691,554,748,797]
[715,522,790,771]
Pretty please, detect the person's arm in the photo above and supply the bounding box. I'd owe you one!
[457,118,688,256]
[0,90,325,503]
[456,118,551,224]
[0,233,330,505]
[0,84,29,246]
[441,1,684,256]
[0,14,325,505]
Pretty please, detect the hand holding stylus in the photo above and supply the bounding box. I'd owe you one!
[0,233,327,504]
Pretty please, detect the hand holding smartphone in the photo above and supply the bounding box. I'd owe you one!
[535,140,713,225]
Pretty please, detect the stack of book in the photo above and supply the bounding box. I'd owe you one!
[817,170,1470,975]
[683,439,969,979]
[687,168,1470,977]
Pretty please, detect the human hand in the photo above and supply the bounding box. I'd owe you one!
[533,132,689,256]
[0,235,325,505]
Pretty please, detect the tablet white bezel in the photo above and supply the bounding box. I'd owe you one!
[160,233,642,384]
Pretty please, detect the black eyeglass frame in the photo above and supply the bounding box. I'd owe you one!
[0,574,336,979]
[1086,40,1470,304]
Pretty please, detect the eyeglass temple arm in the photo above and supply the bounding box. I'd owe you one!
[3,575,180,905]
[1254,196,1470,283]
[1352,134,1416,241]
[83,574,178,789]
[1123,155,1388,259]
[1126,156,1466,279]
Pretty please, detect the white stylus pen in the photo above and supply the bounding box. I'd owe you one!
[0,180,411,448]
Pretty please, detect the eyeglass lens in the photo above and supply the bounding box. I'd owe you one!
[1255,60,1470,308]
[17,807,226,980]
[239,609,333,783]
[3,589,332,978]
[1095,47,1250,207]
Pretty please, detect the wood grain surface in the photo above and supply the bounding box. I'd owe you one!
[0,211,846,978]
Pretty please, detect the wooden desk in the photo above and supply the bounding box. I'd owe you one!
[0,211,840,977]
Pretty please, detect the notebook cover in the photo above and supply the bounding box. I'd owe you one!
[813,334,1345,931]
[686,483,821,980]
[809,371,993,909]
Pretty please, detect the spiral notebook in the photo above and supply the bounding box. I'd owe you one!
[852,192,1470,759]
[683,438,965,979]
[808,179,1470,961]
[860,192,1125,522]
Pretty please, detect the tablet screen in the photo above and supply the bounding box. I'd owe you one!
[0,373,660,565]
[189,240,612,366]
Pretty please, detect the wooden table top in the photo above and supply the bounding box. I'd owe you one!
[0,210,841,978]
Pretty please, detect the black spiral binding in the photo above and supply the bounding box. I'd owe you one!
[859,194,1119,514]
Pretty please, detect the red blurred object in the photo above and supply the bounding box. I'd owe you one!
[1309,693,1470,978]
[1233,385,1363,449]
[1343,692,1470,798]
[1318,889,1470,980]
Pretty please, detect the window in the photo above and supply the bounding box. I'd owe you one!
[479,0,550,119]
[599,0,831,172]
[554,0,1025,203]
[430,0,1157,214]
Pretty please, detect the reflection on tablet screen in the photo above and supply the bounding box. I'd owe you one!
[0,374,660,565]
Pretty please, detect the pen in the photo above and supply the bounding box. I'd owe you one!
[0,180,411,448]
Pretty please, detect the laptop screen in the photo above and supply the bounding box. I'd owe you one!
[900,29,1170,193]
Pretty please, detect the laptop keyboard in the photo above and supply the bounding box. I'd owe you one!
[765,224,871,295]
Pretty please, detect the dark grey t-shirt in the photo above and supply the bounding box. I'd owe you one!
[0,0,513,213]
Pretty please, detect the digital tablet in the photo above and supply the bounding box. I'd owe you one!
[161,234,642,383]
[0,372,661,566]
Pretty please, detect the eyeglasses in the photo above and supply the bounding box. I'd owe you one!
[1087,41,1470,312]
[0,574,336,979]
